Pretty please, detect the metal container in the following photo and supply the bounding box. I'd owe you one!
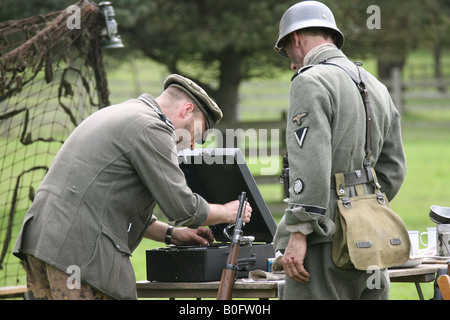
[436,224,450,257]
[429,205,450,224]
[146,149,277,282]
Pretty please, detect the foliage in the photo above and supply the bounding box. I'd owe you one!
[0,0,74,20]
[115,0,289,75]
[1,0,450,120]
[325,0,450,77]
[112,0,296,120]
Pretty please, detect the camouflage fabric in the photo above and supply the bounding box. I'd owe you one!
[24,255,114,300]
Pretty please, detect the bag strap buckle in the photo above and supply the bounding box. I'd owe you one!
[342,197,353,209]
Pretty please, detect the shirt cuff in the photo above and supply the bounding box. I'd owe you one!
[286,222,314,235]
[285,204,335,237]
[170,193,210,228]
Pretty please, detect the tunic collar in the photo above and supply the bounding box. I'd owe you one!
[291,47,348,81]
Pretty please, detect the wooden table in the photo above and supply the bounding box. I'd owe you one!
[136,263,446,300]
[389,263,447,300]
[136,279,282,299]
[0,285,27,299]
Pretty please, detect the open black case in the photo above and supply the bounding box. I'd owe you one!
[146,148,277,282]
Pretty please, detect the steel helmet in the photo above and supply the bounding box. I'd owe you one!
[274,1,344,57]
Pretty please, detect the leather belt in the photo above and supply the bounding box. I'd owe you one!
[330,169,372,189]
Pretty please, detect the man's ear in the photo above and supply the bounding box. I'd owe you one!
[291,32,301,48]
[181,102,195,119]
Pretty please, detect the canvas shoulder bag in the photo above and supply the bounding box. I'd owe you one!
[320,60,411,270]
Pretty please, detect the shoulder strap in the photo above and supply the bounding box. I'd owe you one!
[319,60,373,173]
[291,65,314,81]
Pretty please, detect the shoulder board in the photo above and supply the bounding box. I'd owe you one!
[291,65,314,82]
[137,96,175,130]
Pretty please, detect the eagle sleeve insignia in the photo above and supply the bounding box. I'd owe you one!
[292,112,308,126]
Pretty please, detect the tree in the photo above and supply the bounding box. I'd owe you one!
[115,0,450,119]
[114,0,295,122]
[416,0,450,92]
[325,0,450,79]
[2,0,449,119]
[0,0,74,21]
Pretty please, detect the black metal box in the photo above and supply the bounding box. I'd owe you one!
[146,148,277,282]
[146,243,275,282]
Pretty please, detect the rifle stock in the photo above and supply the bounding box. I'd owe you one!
[216,192,247,300]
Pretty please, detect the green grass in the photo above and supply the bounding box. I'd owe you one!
[119,57,449,300]
[115,58,450,300]
[387,123,450,299]
[130,110,450,301]
[2,54,450,300]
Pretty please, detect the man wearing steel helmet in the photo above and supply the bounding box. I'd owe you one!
[273,1,406,299]
[13,74,252,300]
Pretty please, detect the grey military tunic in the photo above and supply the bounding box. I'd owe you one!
[273,48,406,299]
[14,94,210,299]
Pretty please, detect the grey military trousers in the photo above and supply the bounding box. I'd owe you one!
[283,242,390,300]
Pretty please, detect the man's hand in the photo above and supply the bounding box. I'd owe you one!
[205,200,252,226]
[282,232,310,283]
[144,221,214,246]
[221,200,252,224]
[171,227,214,246]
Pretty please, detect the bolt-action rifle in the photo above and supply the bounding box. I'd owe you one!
[217,191,247,300]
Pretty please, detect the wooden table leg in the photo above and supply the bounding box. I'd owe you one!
[414,283,424,300]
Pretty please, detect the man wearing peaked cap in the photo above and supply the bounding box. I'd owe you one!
[13,74,251,300]
[164,74,223,132]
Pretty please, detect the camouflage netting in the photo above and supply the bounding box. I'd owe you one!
[0,0,109,289]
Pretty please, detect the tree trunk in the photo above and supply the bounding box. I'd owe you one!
[377,56,406,113]
[434,44,446,93]
[216,49,242,123]
[377,56,405,81]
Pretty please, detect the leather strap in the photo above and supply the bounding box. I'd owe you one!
[331,169,372,190]
[297,60,381,197]
[319,59,380,198]
[319,60,372,168]
[165,226,174,245]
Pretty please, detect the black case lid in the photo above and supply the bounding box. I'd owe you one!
[178,148,276,243]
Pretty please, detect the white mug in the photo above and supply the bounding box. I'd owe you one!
[408,230,420,257]
[420,227,436,248]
